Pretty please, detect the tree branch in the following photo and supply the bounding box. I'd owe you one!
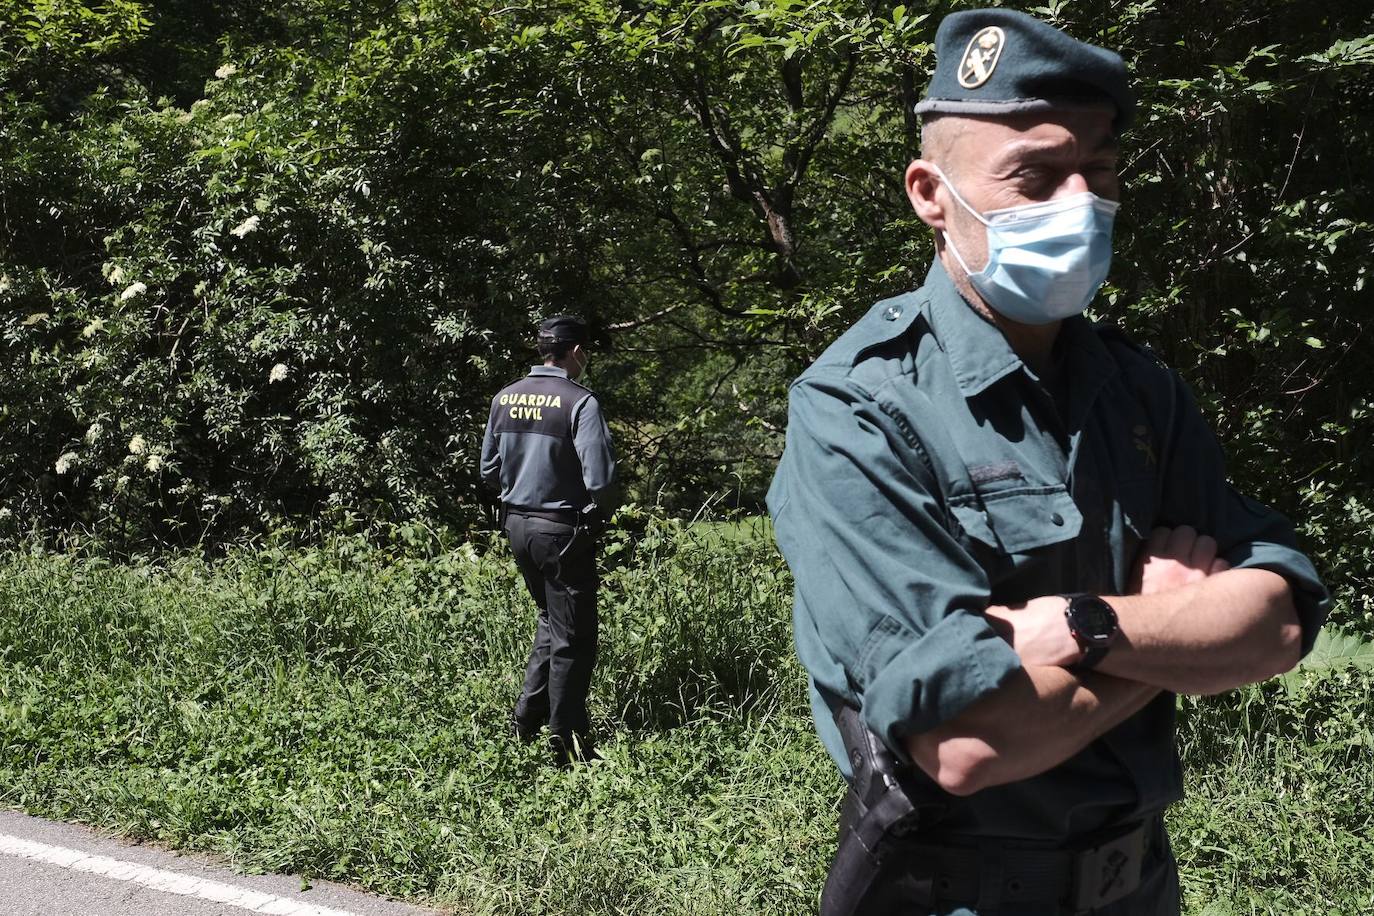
[606,301,689,332]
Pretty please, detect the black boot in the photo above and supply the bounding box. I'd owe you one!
[511,712,544,744]
[548,731,600,767]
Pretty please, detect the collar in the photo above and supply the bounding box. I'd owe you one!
[1055,312,1118,387]
[922,259,1024,397]
[528,365,570,379]
[921,259,1116,398]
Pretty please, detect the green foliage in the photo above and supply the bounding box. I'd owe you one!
[1,2,561,545]
[2,0,1372,577]
[0,524,835,914]
[1,530,1372,914]
[1281,626,1374,695]
[1175,670,1374,915]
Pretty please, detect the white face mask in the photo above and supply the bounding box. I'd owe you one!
[570,347,589,381]
[933,164,1119,325]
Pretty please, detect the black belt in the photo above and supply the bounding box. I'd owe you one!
[906,817,1160,912]
[504,506,581,526]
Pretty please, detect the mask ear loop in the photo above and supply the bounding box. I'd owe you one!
[929,164,991,227]
[928,163,988,278]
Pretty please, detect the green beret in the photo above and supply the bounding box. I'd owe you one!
[914,9,1134,131]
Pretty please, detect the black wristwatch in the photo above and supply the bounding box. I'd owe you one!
[1062,594,1119,669]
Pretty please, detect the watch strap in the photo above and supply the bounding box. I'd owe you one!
[1077,645,1108,670]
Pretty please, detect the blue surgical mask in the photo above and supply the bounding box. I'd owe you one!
[934,165,1119,325]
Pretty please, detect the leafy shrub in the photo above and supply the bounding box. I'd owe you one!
[3,1,1370,559]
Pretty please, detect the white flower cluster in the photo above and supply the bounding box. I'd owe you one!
[269,363,289,383]
[230,215,260,238]
[120,282,147,301]
[126,435,165,472]
[55,452,78,475]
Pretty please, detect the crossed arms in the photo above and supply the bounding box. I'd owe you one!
[769,371,1328,799]
[909,527,1302,796]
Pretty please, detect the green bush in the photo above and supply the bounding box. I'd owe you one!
[3,1,1371,553]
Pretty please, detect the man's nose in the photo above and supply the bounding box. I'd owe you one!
[1057,172,1093,197]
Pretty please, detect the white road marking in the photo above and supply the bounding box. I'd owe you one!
[0,832,363,916]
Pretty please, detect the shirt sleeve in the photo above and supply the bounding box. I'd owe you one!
[571,394,618,514]
[1155,372,1330,654]
[768,371,1022,758]
[479,401,501,493]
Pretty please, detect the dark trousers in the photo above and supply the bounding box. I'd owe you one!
[505,512,599,740]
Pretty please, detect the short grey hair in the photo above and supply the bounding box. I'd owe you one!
[919,115,969,177]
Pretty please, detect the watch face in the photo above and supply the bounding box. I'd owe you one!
[1070,597,1118,644]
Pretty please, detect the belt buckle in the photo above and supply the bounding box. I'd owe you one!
[1071,825,1145,911]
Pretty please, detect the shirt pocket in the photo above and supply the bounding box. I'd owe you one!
[949,485,1083,556]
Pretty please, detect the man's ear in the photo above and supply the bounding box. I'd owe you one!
[906,159,948,231]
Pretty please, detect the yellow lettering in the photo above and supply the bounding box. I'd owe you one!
[550,395,561,408]
[509,406,518,419]
[499,394,508,406]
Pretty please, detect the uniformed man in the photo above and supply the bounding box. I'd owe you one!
[481,315,616,764]
[766,10,1329,914]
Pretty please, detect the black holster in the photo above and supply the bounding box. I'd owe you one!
[821,705,942,916]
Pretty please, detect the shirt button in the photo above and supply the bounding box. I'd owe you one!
[883,304,904,321]
[1051,512,1065,526]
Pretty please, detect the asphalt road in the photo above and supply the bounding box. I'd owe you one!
[0,810,440,916]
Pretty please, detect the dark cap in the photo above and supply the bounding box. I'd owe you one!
[914,9,1134,131]
[536,314,589,346]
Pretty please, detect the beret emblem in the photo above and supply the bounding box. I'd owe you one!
[958,26,1005,89]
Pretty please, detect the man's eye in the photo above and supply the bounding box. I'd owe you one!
[1015,168,1058,194]
[1013,167,1053,188]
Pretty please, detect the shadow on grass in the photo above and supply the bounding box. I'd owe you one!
[610,651,792,732]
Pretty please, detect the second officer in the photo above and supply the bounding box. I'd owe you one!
[480,315,617,764]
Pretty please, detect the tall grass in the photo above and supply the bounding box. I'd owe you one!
[0,521,1369,914]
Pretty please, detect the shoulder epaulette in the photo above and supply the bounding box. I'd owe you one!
[846,291,930,366]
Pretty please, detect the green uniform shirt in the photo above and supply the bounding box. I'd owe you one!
[767,259,1329,840]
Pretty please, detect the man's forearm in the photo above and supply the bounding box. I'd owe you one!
[905,665,1157,796]
[1100,567,1302,693]
[986,568,1303,695]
